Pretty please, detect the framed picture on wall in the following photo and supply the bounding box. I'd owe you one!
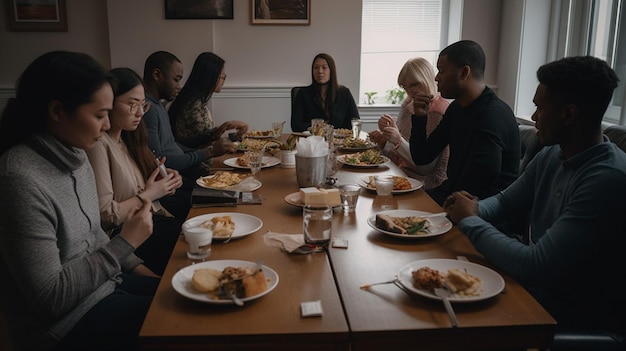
[250,0,310,25]
[6,0,67,32]
[165,0,234,20]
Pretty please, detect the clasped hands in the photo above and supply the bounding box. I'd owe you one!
[368,114,402,148]
[443,191,479,224]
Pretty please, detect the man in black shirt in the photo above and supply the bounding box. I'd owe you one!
[410,40,520,205]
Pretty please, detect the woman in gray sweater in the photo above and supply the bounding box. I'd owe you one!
[0,51,157,351]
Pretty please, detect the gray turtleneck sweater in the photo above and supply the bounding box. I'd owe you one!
[0,133,143,351]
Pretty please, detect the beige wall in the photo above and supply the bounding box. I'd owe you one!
[0,0,507,131]
[0,0,111,86]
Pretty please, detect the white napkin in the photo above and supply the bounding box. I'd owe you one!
[263,231,305,253]
[296,136,328,157]
[263,231,325,254]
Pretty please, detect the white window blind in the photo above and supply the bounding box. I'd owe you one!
[360,0,444,105]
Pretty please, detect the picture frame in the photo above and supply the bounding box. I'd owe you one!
[250,0,310,25]
[165,0,234,20]
[6,0,67,32]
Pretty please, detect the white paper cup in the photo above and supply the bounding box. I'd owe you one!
[182,225,213,260]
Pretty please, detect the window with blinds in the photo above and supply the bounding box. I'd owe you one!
[588,0,625,124]
[360,0,445,105]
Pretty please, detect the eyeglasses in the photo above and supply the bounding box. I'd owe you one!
[118,100,151,115]
[218,74,227,81]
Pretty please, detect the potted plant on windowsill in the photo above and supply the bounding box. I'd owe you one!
[386,87,406,105]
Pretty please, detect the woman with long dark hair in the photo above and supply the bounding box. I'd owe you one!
[167,52,247,173]
[291,53,360,132]
[86,67,185,276]
[0,51,156,351]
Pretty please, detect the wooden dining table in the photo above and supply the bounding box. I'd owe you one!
[139,137,556,350]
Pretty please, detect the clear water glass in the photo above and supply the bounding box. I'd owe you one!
[339,184,360,212]
[248,151,263,177]
[303,203,332,247]
[351,118,362,139]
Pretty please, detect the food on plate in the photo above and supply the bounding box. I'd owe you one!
[412,266,482,296]
[375,214,429,235]
[192,266,268,299]
[245,130,273,137]
[202,171,246,188]
[200,216,236,238]
[367,175,412,190]
[334,128,352,138]
[191,268,222,292]
[219,266,268,298]
[299,187,340,206]
[236,153,251,167]
[342,137,374,149]
[411,266,443,290]
[343,149,385,165]
[237,138,280,152]
[445,269,482,296]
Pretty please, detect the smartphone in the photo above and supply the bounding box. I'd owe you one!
[155,156,168,178]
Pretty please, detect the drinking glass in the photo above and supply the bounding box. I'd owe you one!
[339,184,360,212]
[182,224,213,260]
[374,175,394,196]
[248,151,263,178]
[311,118,325,135]
[351,118,363,139]
[272,121,284,137]
[303,203,332,247]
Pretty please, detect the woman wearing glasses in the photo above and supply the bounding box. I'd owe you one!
[86,68,185,276]
[369,57,450,189]
[168,52,247,173]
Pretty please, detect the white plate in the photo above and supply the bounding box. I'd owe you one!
[284,192,341,208]
[223,156,281,169]
[172,260,279,305]
[397,259,505,303]
[337,154,390,168]
[184,213,263,240]
[338,142,377,152]
[244,131,275,139]
[367,210,452,238]
[196,176,262,192]
[358,176,423,194]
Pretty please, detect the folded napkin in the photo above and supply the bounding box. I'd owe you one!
[263,231,325,254]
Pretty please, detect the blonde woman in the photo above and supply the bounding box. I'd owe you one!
[369,57,450,189]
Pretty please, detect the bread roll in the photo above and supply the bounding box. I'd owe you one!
[191,268,221,292]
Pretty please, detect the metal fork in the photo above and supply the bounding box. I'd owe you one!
[433,284,459,327]
[223,230,234,244]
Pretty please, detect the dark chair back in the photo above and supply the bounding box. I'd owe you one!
[291,86,303,112]
[519,124,543,174]
[550,330,625,350]
[604,125,626,153]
